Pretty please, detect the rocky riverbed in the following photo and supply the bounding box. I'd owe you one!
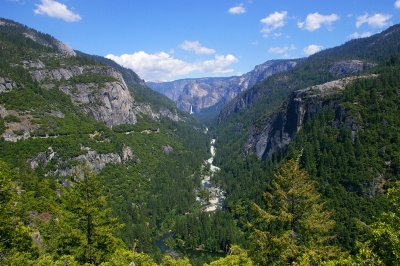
[196,139,225,212]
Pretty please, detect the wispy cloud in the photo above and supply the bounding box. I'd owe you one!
[298,13,339,31]
[356,13,392,28]
[105,51,238,81]
[303,44,323,56]
[348,31,372,39]
[268,44,296,57]
[180,40,216,55]
[228,4,246,15]
[395,0,400,9]
[260,11,288,36]
[34,0,81,22]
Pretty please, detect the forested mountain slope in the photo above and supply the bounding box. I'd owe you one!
[3,17,400,266]
[211,25,400,254]
[214,24,400,161]
[0,17,229,264]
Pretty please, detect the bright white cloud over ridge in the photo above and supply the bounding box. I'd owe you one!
[303,44,323,56]
[356,13,392,28]
[105,51,238,81]
[298,13,340,31]
[3,0,398,81]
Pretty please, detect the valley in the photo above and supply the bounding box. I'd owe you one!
[197,138,225,212]
[148,60,299,122]
[1,5,400,265]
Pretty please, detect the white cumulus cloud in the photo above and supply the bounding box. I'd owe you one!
[298,13,339,31]
[348,31,372,39]
[356,13,392,28]
[395,0,400,9]
[260,11,288,36]
[180,40,216,55]
[105,51,238,81]
[34,0,81,22]
[268,45,296,56]
[228,4,246,15]
[303,44,323,56]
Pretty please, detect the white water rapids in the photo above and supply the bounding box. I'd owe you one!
[196,139,225,212]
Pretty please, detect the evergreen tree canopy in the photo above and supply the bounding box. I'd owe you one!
[250,159,341,265]
[39,166,124,265]
[361,181,400,265]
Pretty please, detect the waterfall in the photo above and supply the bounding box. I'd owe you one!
[190,105,194,114]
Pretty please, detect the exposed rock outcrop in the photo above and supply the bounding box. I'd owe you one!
[0,106,39,142]
[22,31,76,56]
[162,145,174,155]
[148,59,300,115]
[29,64,181,126]
[244,75,377,159]
[22,60,46,69]
[329,60,376,76]
[59,81,137,126]
[0,77,17,93]
[240,60,299,89]
[31,65,125,84]
[28,145,137,176]
[1,17,184,130]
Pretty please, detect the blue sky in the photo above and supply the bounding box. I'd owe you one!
[1,0,399,81]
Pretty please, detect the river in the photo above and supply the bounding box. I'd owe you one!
[196,139,225,212]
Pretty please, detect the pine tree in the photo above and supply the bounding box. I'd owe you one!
[0,161,38,264]
[360,180,400,265]
[205,245,254,266]
[250,159,341,265]
[50,166,124,264]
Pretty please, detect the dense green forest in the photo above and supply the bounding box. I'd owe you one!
[208,56,400,264]
[0,19,237,265]
[2,17,400,265]
[3,156,400,265]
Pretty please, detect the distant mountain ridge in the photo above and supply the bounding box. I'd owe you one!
[0,17,211,256]
[209,23,400,254]
[214,23,400,163]
[217,24,400,126]
[147,59,299,119]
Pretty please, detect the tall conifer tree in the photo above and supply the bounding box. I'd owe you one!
[250,159,341,265]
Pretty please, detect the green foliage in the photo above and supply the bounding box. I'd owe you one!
[53,168,124,264]
[101,249,158,266]
[250,159,341,265]
[204,246,254,266]
[173,211,243,253]
[357,181,400,265]
[211,58,400,260]
[0,18,215,265]
[3,114,21,123]
[162,255,192,266]
[0,162,39,264]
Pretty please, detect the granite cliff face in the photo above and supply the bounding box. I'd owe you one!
[0,18,182,130]
[218,60,376,123]
[328,60,376,76]
[148,60,299,115]
[0,17,194,180]
[244,76,377,159]
[239,60,299,89]
[28,145,136,177]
